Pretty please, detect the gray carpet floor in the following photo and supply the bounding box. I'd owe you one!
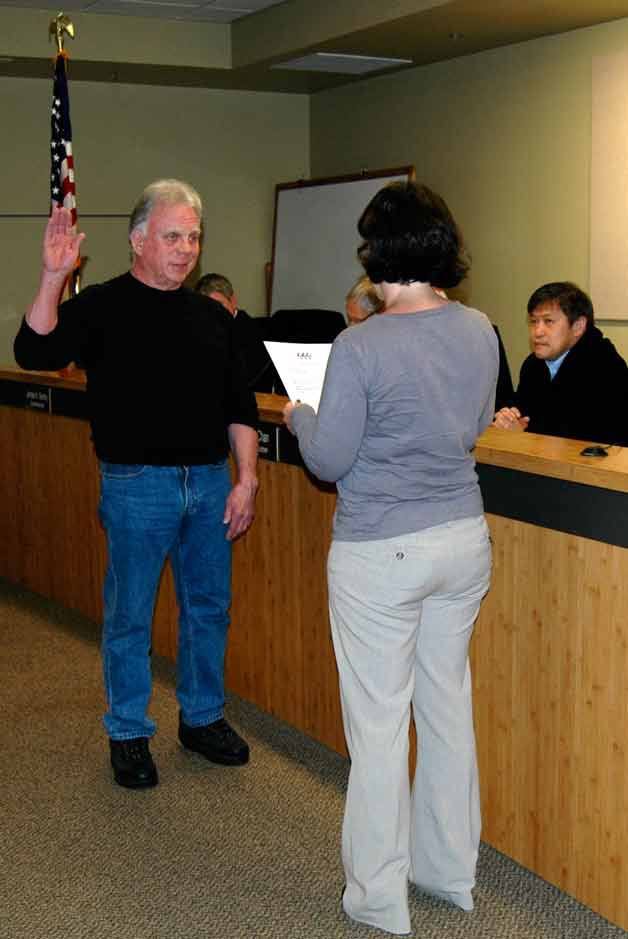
[1,576,626,939]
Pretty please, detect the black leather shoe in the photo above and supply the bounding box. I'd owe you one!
[178,716,249,766]
[109,737,158,789]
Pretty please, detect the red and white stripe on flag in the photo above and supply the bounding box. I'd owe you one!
[50,52,77,226]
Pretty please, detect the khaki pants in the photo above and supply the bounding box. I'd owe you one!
[329,515,491,935]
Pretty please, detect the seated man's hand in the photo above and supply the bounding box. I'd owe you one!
[493,406,530,432]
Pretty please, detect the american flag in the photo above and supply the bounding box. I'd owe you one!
[50,53,76,225]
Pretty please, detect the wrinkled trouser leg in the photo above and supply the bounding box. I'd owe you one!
[409,519,491,910]
[100,464,182,740]
[172,463,232,726]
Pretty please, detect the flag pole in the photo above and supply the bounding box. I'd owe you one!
[49,12,80,297]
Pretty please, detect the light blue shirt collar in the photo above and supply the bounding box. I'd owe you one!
[545,349,569,380]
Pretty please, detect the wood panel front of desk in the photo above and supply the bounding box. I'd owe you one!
[1,399,626,929]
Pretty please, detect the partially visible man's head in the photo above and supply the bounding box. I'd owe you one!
[129,179,202,291]
[527,282,593,361]
[196,273,238,317]
[345,275,384,326]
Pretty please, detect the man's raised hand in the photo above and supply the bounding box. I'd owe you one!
[43,206,86,277]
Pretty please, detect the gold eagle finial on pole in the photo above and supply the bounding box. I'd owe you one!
[49,12,75,55]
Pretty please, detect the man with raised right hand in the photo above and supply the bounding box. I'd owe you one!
[15,179,259,789]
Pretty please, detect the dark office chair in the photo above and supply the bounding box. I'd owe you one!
[493,324,515,411]
[263,308,346,395]
[268,308,346,343]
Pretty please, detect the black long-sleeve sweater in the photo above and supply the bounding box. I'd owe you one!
[14,272,259,464]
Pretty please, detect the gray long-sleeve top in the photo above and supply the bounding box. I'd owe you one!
[290,301,499,541]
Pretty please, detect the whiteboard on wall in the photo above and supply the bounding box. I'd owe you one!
[270,167,415,316]
[590,52,628,320]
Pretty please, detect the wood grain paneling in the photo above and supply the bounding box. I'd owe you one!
[0,408,105,619]
[473,514,628,924]
[227,459,344,753]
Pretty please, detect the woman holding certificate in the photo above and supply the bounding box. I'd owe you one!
[283,181,499,936]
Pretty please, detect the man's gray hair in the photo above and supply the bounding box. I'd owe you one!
[196,273,234,299]
[129,179,203,237]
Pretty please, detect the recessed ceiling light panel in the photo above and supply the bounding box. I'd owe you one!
[272,52,413,75]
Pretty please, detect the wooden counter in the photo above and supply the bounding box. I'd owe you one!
[1,366,627,929]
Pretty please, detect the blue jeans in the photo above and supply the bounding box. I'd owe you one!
[98,462,232,740]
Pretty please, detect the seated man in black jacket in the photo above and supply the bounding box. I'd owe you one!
[493,282,628,445]
[196,273,271,390]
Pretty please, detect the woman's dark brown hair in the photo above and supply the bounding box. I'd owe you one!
[357,181,469,288]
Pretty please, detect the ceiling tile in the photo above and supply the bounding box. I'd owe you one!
[272,52,413,75]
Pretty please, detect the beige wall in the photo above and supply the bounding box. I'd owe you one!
[0,7,230,67]
[310,17,628,377]
[1,77,309,364]
[7,15,628,376]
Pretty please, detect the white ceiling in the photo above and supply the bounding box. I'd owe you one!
[0,0,288,22]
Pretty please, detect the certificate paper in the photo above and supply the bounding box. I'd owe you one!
[264,341,332,412]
